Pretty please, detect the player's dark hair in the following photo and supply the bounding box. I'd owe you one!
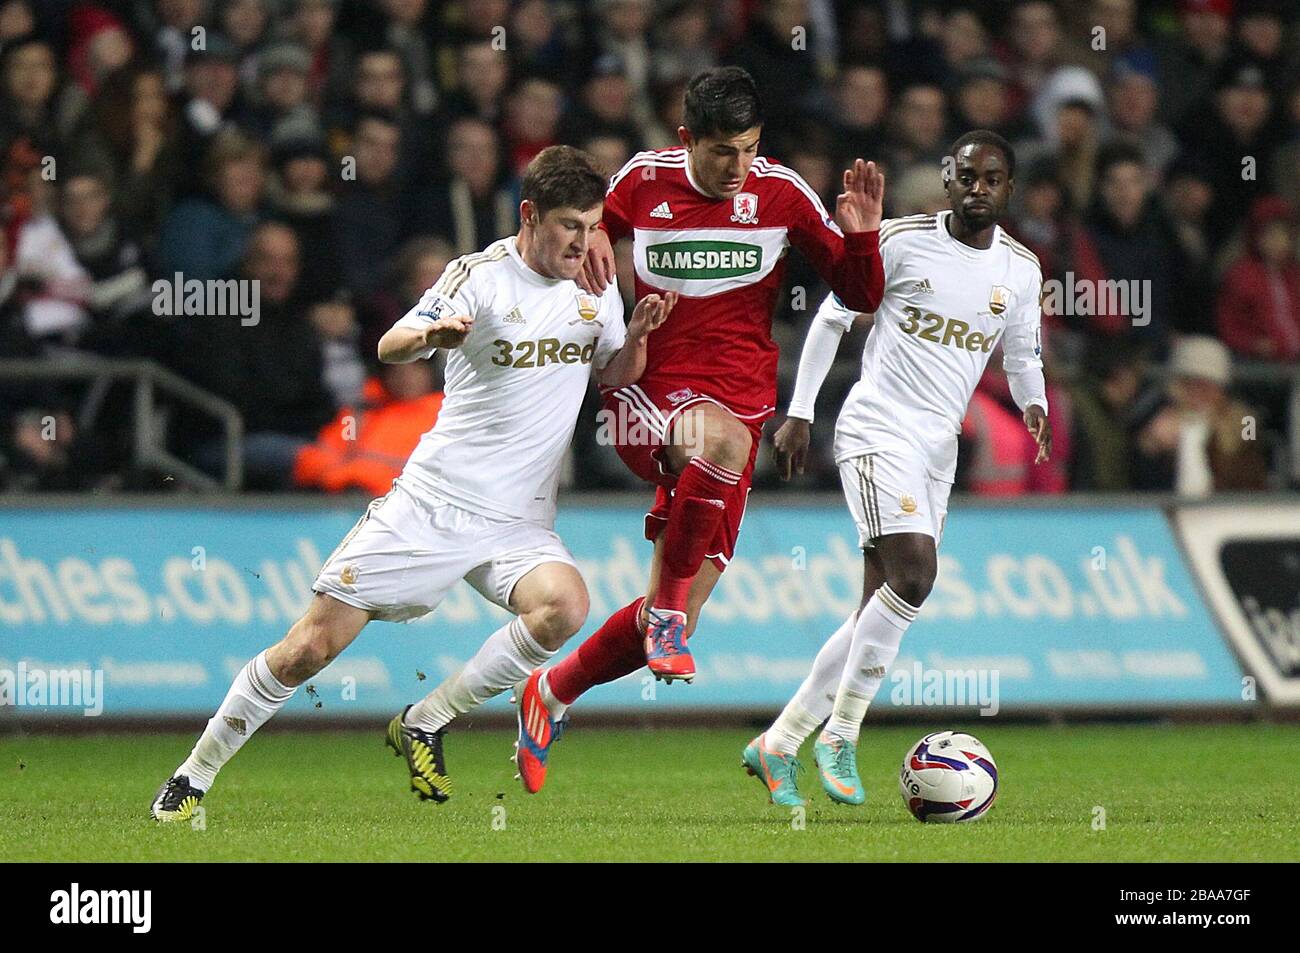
[683,66,764,139]
[521,145,606,216]
[948,130,1016,180]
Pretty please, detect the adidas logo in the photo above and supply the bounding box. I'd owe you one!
[224,716,247,736]
[649,201,673,220]
[505,306,526,324]
[910,278,935,295]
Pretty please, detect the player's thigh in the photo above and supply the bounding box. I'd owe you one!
[839,450,939,602]
[662,401,753,474]
[467,523,587,646]
[314,485,472,623]
[269,592,372,684]
[861,546,887,608]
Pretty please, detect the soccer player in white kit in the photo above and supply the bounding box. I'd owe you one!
[150,146,676,819]
[743,131,1053,807]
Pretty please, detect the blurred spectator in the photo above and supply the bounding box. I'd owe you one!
[509,0,576,84]
[266,133,341,305]
[727,0,825,145]
[220,0,272,77]
[158,129,264,281]
[358,235,453,359]
[1105,51,1178,178]
[237,41,318,143]
[1133,335,1269,494]
[827,64,889,172]
[147,0,207,93]
[287,0,354,110]
[884,83,948,177]
[73,65,179,241]
[66,3,135,97]
[325,46,436,186]
[0,34,85,162]
[1216,196,1300,362]
[416,116,516,256]
[0,408,111,491]
[309,298,366,410]
[1180,57,1282,251]
[0,2,36,57]
[1158,0,1235,127]
[174,35,243,198]
[653,1,715,88]
[503,75,563,175]
[6,166,91,349]
[1079,142,1190,355]
[331,113,406,296]
[559,55,645,151]
[959,370,1071,495]
[581,131,633,179]
[292,359,444,496]
[374,0,438,117]
[999,0,1073,121]
[1068,339,1146,491]
[57,170,152,352]
[172,221,334,488]
[950,57,1029,145]
[441,38,509,124]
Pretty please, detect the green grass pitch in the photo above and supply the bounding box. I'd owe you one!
[3,723,1297,862]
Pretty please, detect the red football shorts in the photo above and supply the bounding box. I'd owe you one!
[599,380,768,571]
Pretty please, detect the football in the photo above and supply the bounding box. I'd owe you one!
[899,731,999,823]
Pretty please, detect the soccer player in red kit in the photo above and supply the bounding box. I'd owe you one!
[511,67,885,793]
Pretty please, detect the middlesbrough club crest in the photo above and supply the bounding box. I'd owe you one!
[730,192,759,224]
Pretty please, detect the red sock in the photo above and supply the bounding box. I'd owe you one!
[548,598,646,705]
[654,456,741,611]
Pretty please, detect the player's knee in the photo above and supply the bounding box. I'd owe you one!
[528,589,589,649]
[698,420,752,472]
[885,561,935,608]
[278,620,337,681]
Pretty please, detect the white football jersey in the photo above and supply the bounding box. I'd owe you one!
[391,236,626,525]
[823,211,1046,482]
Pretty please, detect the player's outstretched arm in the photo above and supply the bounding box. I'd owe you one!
[596,292,676,387]
[773,294,855,480]
[377,314,474,364]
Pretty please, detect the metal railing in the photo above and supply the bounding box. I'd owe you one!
[0,357,244,490]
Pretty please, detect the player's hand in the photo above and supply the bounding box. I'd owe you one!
[773,416,811,481]
[628,292,676,342]
[835,159,884,234]
[579,227,616,294]
[1025,405,1052,464]
[422,314,474,349]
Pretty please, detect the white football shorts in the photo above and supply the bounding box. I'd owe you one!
[312,481,578,622]
[837,446,952,549]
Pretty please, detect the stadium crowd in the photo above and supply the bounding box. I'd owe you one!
[0,0,1297,494]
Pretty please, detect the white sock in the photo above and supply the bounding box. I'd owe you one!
[176,650,295,791]
[825,583,917,744]
[406,617,555,733]
[537,669,568,721]
[765,612,856,756]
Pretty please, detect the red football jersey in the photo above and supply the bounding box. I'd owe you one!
[603,147,884,419]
